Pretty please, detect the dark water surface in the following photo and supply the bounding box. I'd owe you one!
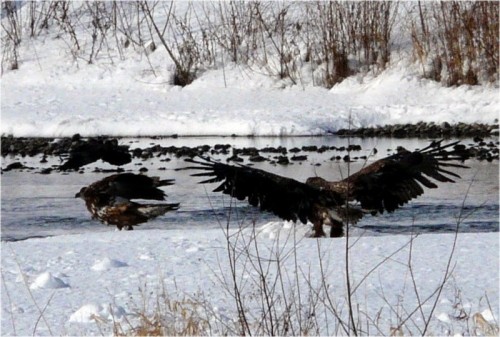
[1,137,498,241]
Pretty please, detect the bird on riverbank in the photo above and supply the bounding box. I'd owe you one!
[181,140,469,237]
[76,173,179,230]
[60,136,131,171]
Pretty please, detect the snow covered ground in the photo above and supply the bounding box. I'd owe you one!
[2,226,499,336]
[2,58,498,137]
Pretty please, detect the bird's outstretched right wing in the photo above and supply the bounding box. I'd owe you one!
[338,140,469,214]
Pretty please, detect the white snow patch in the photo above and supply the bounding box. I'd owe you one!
[138,253,154,260]
[69,303,128,324]
[185,246,200,253]
[91,258,128,271]
[436,312,452,324]
[256,220,313,239]
[69,303,103,323]
[29,272,69,290]
[481,309,497,323]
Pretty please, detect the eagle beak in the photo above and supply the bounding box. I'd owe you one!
[76,187,87,198]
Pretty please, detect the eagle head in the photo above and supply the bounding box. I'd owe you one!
[305,176,328,190]
[75,187,87,198]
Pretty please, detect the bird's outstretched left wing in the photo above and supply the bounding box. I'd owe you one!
[180,157,343,224]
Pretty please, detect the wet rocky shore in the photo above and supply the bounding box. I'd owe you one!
[335,121,498,138]
[2,122,499,173]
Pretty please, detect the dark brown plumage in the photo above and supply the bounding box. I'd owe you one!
[60,137,131,171]
[76,173,179,230]
[181,141,468,237]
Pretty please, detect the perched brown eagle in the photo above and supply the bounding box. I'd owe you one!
[76,173,179,230]
[182,141,468,237]
[60,136,131,171]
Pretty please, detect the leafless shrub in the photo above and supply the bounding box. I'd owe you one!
[1,1,22,72]
[410,1,499,86]
[1,1,496,87]
[111,1,149,51]
[51,2,82,60]
[213,217,324,335]
[306,1,397,88]
[252,2,301,84]
[309,1,352,88]
[85,2,115,65]
[25,1,53,38]
[192,1,397,87]
[202,1,254,65]
[141,1,203,86]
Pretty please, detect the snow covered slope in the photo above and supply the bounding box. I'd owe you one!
[2,58,498,137]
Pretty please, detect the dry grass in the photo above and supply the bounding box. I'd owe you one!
[112,283,213,336]
[410,1,498,86]
[4,1,495,85]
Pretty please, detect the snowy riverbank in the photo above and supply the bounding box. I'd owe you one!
[1,226,498,336]
[2,61,498,138]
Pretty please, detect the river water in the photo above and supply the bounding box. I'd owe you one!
[1,137,498,241]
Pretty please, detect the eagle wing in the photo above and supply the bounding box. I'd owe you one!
[182,157,343,224]
[338,141,468,214]
[102,173,175,201]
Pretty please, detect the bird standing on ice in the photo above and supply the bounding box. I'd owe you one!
[76,173,179,230]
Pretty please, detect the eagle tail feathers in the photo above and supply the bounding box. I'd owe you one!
[333,205,364,225]
[137,203,180,218]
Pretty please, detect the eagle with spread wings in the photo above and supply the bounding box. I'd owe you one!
[182,141,468,237]
[76,173,179,230]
